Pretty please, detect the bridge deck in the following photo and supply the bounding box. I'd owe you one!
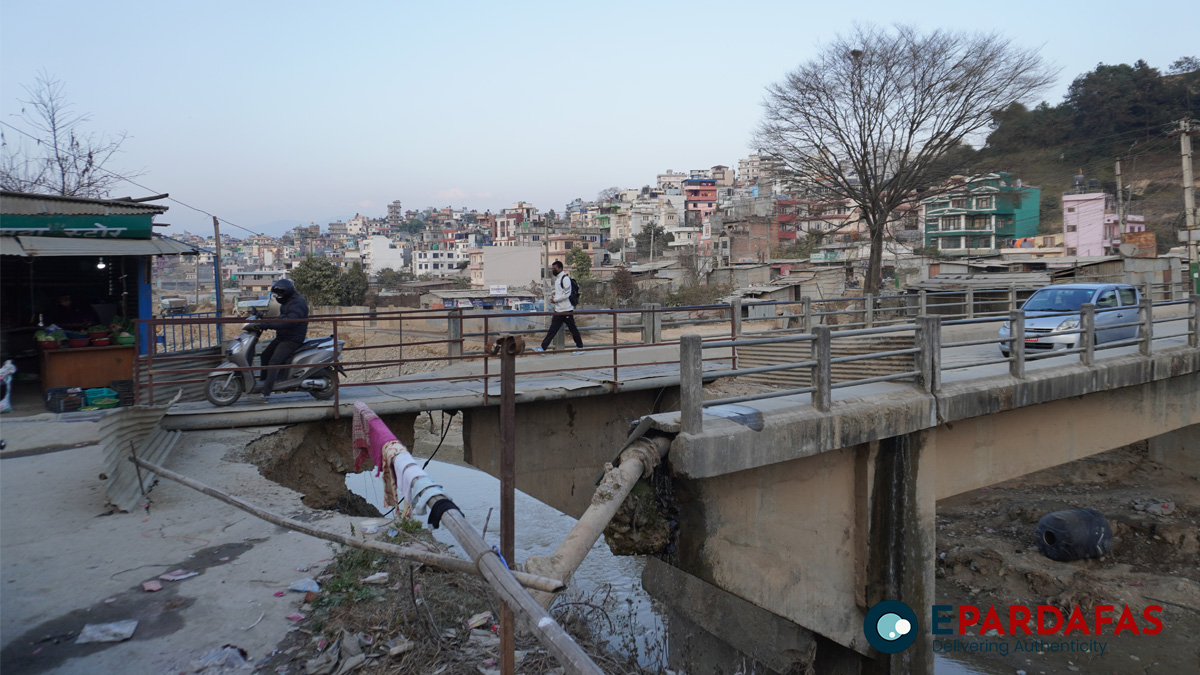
[162,345,730,430]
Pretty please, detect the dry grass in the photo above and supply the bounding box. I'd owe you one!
[256,517,661,674]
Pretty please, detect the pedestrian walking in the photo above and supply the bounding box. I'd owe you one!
[534,260,584,353]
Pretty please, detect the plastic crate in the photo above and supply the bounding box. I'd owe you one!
[45,387,75,402]
[84,387,118,406]
[117,392,136,407]
[109,379,135,393]
[47,395,82,413]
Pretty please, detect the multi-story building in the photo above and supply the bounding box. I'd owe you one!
[711,165,735,187]
[361,235,410,274]
[387,200,404,226]
[328,221,348,237]
[920,173,1040,256]
[657,170,688,193]
[412,248,470,278]
[1062,191,1145,257]
[683,176,718,226]
[236,269,288,296]
[737,154,785,186]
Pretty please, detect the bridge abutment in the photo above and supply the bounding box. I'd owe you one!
[1148,423,1200,480]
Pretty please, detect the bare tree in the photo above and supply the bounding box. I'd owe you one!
[596,186,620,203]
[754,25,1054,294]
[1,73,142,197]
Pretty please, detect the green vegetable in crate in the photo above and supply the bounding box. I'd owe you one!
[87,325,107,333]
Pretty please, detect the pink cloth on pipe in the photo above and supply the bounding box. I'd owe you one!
[367,417,396,475]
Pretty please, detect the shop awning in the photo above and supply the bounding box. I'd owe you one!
[0,236,26,256]
[0,235,198,257]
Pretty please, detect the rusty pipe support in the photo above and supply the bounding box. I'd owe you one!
[524,434,673,607]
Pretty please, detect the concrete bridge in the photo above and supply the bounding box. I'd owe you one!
[146,295,1200,674]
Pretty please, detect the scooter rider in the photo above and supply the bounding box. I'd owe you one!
[253,279,309,402]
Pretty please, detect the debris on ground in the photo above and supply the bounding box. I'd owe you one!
[289,578,320,593]
[188,644,249,672]
[159,569,199,582]
[76,620,138,644]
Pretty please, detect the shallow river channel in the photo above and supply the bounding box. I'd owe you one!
[347,461,997,673]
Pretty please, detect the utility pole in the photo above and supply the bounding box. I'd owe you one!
[212,216,224,317]
[543,215,551,311]
[1179,119,1197,293]
[1115,158,1126,241]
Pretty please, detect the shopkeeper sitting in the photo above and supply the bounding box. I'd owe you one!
[48,294,100,331]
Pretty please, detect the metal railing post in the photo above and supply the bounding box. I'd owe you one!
[1139,295,1154,357]
[332,318,340,418]
[448,308,463,358]
[1008,284,1017,312]
[1190,295,1199,349]
[1009,310,1025,379]
[966,288,975,319]
[812,325,832,412]
[915,315,941,394]
[918,290,927,316]
[680,334,703,434]
[801,296,813,333]
[146,319,155,406]
[864,294,874,329]
[730,298,743,338]
[642,303,661,344]
[1080,303,1095,367]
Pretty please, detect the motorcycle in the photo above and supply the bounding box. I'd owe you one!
[204,314,345,406]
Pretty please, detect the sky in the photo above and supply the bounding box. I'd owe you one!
[1,0,1193,238]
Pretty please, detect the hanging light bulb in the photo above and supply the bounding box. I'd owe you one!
[97,257,107,270]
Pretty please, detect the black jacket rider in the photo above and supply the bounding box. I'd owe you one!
[263,290,309,342]
[258,279,309,397]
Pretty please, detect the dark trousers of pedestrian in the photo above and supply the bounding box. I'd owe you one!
[260,339,301,396]
[541,313,583,350]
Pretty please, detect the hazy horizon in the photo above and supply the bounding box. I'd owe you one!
[1,0,1193,238]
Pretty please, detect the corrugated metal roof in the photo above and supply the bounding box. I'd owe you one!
[0,237,25,256]
[1,190,169,216]
[9,234,197,256]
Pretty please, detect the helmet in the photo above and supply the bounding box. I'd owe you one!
[270,278,296,302]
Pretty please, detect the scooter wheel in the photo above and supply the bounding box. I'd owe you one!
[308,369,337,401]
[205,375,244,406]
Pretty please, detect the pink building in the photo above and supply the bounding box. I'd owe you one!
[1062,192,1145,257]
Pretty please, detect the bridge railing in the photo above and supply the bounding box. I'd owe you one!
[135,287,1198,412]
[677,294,1200,433]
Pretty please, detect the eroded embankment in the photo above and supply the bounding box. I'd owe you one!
[233,413,416,514]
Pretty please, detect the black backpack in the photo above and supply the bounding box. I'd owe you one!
[568,276,580,307]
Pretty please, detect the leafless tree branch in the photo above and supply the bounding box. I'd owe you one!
[754,24,1055,293]
[1,71,144,197]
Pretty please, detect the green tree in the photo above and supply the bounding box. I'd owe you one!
[291,257,342,306]
[376,267,413,289]
[634,224,673,259]
[565,246,592,281]
[611,267,634,305]
[339,262,368,305]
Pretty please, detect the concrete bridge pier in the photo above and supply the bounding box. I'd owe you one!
[645,432,938,675]
[864,433,935,675]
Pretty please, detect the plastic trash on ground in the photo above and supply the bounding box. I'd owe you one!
[76,620,138,644]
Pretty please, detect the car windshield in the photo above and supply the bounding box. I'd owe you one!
[1022,288,1095,312]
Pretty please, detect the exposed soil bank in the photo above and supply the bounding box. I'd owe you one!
[936,442,1200,674]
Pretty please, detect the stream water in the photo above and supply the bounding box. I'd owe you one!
[346,462,999,673]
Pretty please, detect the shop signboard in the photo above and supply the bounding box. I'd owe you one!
[0,214,154,239]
